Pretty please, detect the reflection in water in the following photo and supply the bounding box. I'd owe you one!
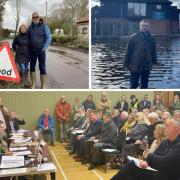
[91,36,180,89]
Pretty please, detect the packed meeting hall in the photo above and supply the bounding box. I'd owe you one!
[0,91,180,180]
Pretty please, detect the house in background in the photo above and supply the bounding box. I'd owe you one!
[92,0,180,38]
[77,16,89,42]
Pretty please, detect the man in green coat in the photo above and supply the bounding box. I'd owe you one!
[124,19,157,89]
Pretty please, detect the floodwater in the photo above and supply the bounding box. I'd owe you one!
[91,36,180,89]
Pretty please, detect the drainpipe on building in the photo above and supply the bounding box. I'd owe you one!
[120,0,123,37]
[94,18,97,38]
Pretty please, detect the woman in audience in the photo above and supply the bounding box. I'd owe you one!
[127,112,149,142]
[120,113,136,133]
[129,95,139,112]
[161,111,170,123]
[143,124,165,159]
[121,112,149,158]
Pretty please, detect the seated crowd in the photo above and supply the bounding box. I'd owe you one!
[63,93,180,180]
[0,93,180,180]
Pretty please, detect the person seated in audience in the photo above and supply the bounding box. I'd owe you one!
[129,95,139,112]
[82,94,96,112]
[111,118,180,180]
[97,92,111,114]
[169,94,180,115]
[87,112,117,170]
[67,107,86,148]
[71,97,83,126]
[9,111,25,133]
[138,94,151,112]
[143,124,165,159]
[149,105,156,112]
[141,109,150,124]
[120,113,137,133]
[0,97,11,135]
[114,95,129,113]
[153,94,163,111]
[173,110,180,119]
[112,109,120,127]
[38,108,55,146]
[146,112,162,145]
[126,112,148,144]
[69,110,102,160]
[121,112,149,158]
[161,111,170,123]
[117,111,129,132]
[0,121,8,155]
[155,110,163,120]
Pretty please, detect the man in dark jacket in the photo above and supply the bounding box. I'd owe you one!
[9,111,25,133]
[28,12,51,89]
[114,95,129,113]
[87,112,117,170]
[72,110,102,162]
[124,19,157,89]
[111,118,180,180]
[138,94,151,111]
[82,95,96,112]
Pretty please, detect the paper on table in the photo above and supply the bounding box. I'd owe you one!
[0,156,24,169]
[75,130,83,134]
[17,129,28,133]
[14,137,31,143]
[38,163,56,171]
[0,167,27,175]
[13,150,32,156]
[127,156,158,172]
[9,147,27,151]
[126,137,131,140]
[103,149,117,152]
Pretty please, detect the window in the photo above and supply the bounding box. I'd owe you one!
[128,3,146,16]
[83,28,87,34]
[156,5,162,10]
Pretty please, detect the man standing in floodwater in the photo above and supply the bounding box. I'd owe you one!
[123,19,157,89]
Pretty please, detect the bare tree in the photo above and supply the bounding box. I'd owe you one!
[14,0,23,36]
[49,0,88,36]
[0,0,7,32]
[63,0,82,36]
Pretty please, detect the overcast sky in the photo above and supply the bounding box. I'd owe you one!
[3,0,180,29]
[3,0,63,29]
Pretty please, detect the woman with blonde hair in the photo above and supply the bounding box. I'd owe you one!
[121,113,136,133]
[143,124,165,158]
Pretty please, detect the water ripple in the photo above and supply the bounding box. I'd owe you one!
[91,37,180,89]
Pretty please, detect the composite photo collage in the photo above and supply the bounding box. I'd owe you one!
[0,0,180,180]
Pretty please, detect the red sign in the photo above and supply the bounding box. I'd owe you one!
[0,42,20,83]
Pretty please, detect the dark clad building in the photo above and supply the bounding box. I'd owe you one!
[92,0,180,38]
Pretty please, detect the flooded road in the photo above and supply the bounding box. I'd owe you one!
[91,36,180,89]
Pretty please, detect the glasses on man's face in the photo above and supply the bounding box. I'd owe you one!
[33,16,39,19]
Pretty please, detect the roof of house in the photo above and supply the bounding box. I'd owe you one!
[77,16,89,24]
